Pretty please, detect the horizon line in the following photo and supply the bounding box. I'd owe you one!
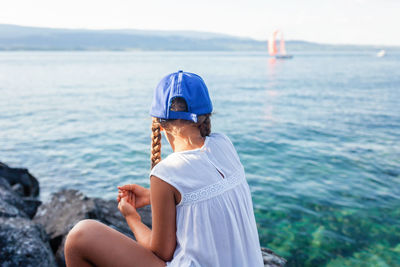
[1,23,399,48]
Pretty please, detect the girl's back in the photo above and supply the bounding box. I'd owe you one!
[64,71,263,267]
[150,132,264,267]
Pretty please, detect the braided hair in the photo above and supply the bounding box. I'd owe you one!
[151,117,162,169]
[150,97,211,169]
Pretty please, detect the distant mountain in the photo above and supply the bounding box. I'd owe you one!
[0,24,392,51]
[0,24,268,51]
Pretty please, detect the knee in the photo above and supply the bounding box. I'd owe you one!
[65,219,100,252]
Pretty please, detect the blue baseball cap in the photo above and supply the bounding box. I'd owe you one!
[150,70,213,123]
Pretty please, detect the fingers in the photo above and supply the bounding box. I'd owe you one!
[131,193,136,208]
[117,197,123,211]
[130,191,135,207]
[117,184,134,191]
[119,196,128,207]
[117,184,142,205]
[117,189,129,202]
[119,195,134,211]
[118,196,125,212]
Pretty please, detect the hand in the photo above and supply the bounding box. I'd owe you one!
[118,191,141,221]
[117,184,150,208]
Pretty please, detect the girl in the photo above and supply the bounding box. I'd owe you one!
[64,71,264,267]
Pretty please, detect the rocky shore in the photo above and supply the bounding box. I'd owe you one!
[0,162,286,267]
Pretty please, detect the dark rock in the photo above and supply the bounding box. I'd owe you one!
[92,198,132,236]
[22,196,42,218]
[0,199,27,218]
[12,183,25,196]
[93,198,152,237]
[261,247,287,267]
[34,189,94,241]
[0,216,56,267]
[33,189,96,266]
[0,177,40,218]
[0,162,39,197]
[33,189,149,266]
[0,177,11,189]
[0,171,52,266]
[0,180,28,218]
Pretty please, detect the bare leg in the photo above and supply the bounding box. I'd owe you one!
[65,219,166,267]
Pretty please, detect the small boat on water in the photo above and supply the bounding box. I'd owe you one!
[268,30,293,59]
[377,49,386,57]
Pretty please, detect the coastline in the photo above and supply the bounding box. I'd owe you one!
[0,161,286,267]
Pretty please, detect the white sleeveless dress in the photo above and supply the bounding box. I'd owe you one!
[149,133,264,267]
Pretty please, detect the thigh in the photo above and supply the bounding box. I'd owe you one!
[68,219,166,267]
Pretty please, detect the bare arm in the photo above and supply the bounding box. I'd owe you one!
[125,214,152,249]
[118,176,177,261]
[148,175,177,261]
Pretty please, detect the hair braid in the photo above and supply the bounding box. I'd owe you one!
[151,117,162,169]
[198,114,211,137]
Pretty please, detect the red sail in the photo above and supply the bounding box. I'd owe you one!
[268,30,278,56]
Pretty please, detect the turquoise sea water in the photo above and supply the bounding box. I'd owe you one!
[1,51,399,266]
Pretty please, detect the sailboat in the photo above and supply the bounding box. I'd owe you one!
[268,30,293,59]
[376,50,386,57]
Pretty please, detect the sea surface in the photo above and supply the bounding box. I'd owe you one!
[1,50,399,266]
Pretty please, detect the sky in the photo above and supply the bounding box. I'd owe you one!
[1,0,399,45]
